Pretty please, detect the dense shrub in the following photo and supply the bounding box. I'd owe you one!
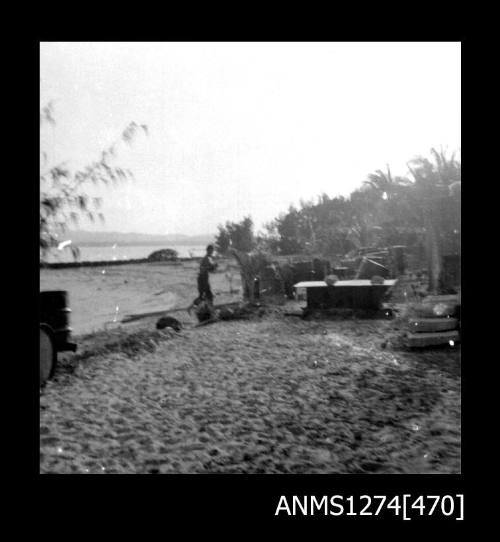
[147,248,179,262]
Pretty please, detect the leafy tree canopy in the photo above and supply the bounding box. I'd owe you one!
[215,216,255,254]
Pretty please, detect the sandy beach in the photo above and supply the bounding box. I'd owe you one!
[40,260,242,335]
[40,263,460,474]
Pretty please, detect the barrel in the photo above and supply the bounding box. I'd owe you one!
[40,291,73,350]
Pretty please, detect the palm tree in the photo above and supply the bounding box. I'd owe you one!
[361,165,413,248]
[364,164,410,199]
[407,148,461,293]
[430,147,461,187]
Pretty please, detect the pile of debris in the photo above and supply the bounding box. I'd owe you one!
[229,248,331,302]
[192,300,266,326]
[338,245,406,280]
[404,294,461,348]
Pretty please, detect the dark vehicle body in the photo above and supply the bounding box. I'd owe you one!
[40,290,77,386]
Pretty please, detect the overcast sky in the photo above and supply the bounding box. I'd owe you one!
[40,42,461,236]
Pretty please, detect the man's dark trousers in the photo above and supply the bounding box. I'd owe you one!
[197,273,213,303]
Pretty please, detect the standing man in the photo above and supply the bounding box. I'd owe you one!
[197,244,218,305]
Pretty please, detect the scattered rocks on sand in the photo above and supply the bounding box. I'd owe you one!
[156,316,182,331]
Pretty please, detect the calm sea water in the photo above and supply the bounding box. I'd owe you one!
[45,244,207,263]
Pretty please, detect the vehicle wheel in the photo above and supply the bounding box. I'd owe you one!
[40,326,56,387]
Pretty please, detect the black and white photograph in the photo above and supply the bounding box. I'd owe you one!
[39,42,461,477]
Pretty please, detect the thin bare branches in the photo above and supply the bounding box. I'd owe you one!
[40,104,148,261]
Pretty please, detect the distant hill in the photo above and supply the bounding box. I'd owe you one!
[66,230,216,247]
